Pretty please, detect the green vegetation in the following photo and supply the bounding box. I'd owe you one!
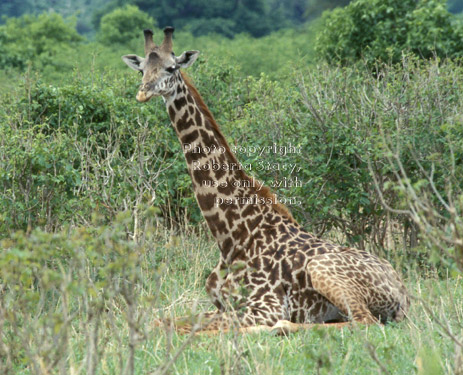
[1,222,461,374]
[1,0,463,374]
[97,5,155,45]
[316,0,463,66]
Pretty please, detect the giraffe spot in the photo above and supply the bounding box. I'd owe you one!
[168,106,176,120]
[232,222,249,243]
[176,112,192,132]
[193,168,211,185]
[225,209,240,228]
[219,239,233,257]
[181,130,199,145]
[264,213,281,225]
[185,150,206,163]
[214,164,226,180]
[197,192,215,210]
[217,180,235,195]
[281,259,291,278]
[253,286,269,299]
[199,129,219,149]
[297,272,307,289]
[186,94,195,103]
[288,225,298,234]
[242,205,258,216]
[263,226,277,241]
[174,96,187,111]
[269,264,280,283]
[206,272,218,291]
[211,217,228,236]
[273,246,285,261]
[263,293,275,304]
[194,109,203,126]
[247,214,263,232]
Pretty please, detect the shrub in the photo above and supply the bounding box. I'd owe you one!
[97,5,155,46]
[0,13,83,71]
[0,217,160,374]
[315,0,463,66]
[2,52,463,271]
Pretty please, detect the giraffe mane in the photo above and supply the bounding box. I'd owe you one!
[181,71,296,223]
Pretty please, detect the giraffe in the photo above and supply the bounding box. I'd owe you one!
[122,27,409,334]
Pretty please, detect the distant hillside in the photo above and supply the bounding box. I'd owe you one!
[0,0,352,37]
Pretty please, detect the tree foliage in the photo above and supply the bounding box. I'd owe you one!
[316,0,463,66]
[97,5,155,45]
[130,0,288,37]
[0,13,83,71]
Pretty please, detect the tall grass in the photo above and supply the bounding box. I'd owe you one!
[0,221,461,374]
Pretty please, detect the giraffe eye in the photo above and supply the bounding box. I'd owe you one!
[166,65,177,73]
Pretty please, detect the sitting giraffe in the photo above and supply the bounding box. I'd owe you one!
[122,28,409,334]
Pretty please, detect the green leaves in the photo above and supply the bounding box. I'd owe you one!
[0,13,83,71]
[97,5,155,46]
[316,0,463,67]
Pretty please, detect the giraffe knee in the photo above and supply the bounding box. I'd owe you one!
[351,309,378,324]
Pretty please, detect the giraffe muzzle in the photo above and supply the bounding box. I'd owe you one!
[136,90,151,102]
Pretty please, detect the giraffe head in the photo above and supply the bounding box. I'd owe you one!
[122,27,199,102]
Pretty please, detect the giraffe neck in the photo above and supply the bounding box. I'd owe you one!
[165,72,296,260]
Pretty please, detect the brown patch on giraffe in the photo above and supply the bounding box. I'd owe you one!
[193,168,211,186]
[194,108,203,126]
[247,214,263,232]
[174,96,187,111]
[225,208,240,228]
[181,72,296,224]
[221,238,233,254]
[206,271,218,291]
[168,105,176,120]
[186,94,195,104]
[197,192,216,211]
[181,130,199,145]
[232,222,249,243]
[185,152,206,164]
[174,111,193,132]
[217,179,235,195]
[242,205,258,217]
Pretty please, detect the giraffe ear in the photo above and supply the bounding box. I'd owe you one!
[176,50,199,69]
[122,54,144,71]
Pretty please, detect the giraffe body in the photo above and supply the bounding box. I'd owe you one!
[123,28,409,332]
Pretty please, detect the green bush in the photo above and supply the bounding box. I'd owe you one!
[315,0,463,66]
[1,50,463,270]
[0,217,160,374]
[97,5,155,46]
[0,58,246,235]
[0,13,83,71]
[222,57,463,267]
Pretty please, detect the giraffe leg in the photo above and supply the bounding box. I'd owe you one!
[154,311,229,334]
[155,315,353,336]
[155,296,287,335]
[307,258,380,324]
[267,320,351,335]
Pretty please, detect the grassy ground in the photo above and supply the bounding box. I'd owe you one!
[2,225,462,375]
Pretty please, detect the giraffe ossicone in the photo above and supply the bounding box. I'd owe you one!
[122,28,409,333]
